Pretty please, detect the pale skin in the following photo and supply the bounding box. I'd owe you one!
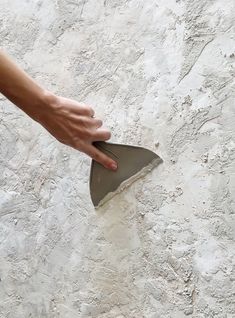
[0,49,117,171]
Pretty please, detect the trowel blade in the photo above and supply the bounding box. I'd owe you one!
[89,142,163,208]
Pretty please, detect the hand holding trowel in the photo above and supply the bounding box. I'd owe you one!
[90,141,163,208]
[0,50,162,201]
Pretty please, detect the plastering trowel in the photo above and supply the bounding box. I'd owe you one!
[89,141,163,208]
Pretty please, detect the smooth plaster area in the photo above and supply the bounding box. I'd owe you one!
[0,0,235,317]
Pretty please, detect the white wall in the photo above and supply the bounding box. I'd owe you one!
[0,0,235,317]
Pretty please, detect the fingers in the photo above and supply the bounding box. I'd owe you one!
[75,117,110,141]
[62,98,95,117]
[70,116,102,130]
[87,107,95,117]
[57,98,116,171]
[92,118,103,128]
[84,144,118,171]
[92,129,111,141]
[76,103,94,117]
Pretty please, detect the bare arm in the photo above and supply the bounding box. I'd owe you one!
[0,49,117,170]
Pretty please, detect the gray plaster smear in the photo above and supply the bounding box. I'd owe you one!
[0,0,235,317]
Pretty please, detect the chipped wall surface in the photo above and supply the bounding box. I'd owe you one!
[0,0,235,317]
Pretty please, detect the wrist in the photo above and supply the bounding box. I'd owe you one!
[28,90,59,123]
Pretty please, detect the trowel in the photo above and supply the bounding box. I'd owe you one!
[89,141,163,208]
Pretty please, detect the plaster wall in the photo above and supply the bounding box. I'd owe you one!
[0,0,235,317]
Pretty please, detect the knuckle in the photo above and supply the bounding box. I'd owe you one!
[78,104,89,113]
[93,119,102,128]
[79,116,89,127]
[85,129,93,138]
[84,105,93,115]
[97,119,103,126]
[88,106,94,113]
[93,152,100,161]
[104,130,111,139]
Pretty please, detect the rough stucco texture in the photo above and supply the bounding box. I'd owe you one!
[0,0,235,317]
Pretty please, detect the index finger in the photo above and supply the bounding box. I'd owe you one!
[84,144,118,171]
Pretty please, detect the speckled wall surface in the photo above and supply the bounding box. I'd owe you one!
[0,1,235,317]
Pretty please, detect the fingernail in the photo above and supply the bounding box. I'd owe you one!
[110,162,118,171]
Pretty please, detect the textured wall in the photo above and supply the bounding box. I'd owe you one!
[0,0,235,317]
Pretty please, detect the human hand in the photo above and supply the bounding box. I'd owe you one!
[36,93,117,171]
[0,51,117,169]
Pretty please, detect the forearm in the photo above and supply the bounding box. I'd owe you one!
[0,49,54,121]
